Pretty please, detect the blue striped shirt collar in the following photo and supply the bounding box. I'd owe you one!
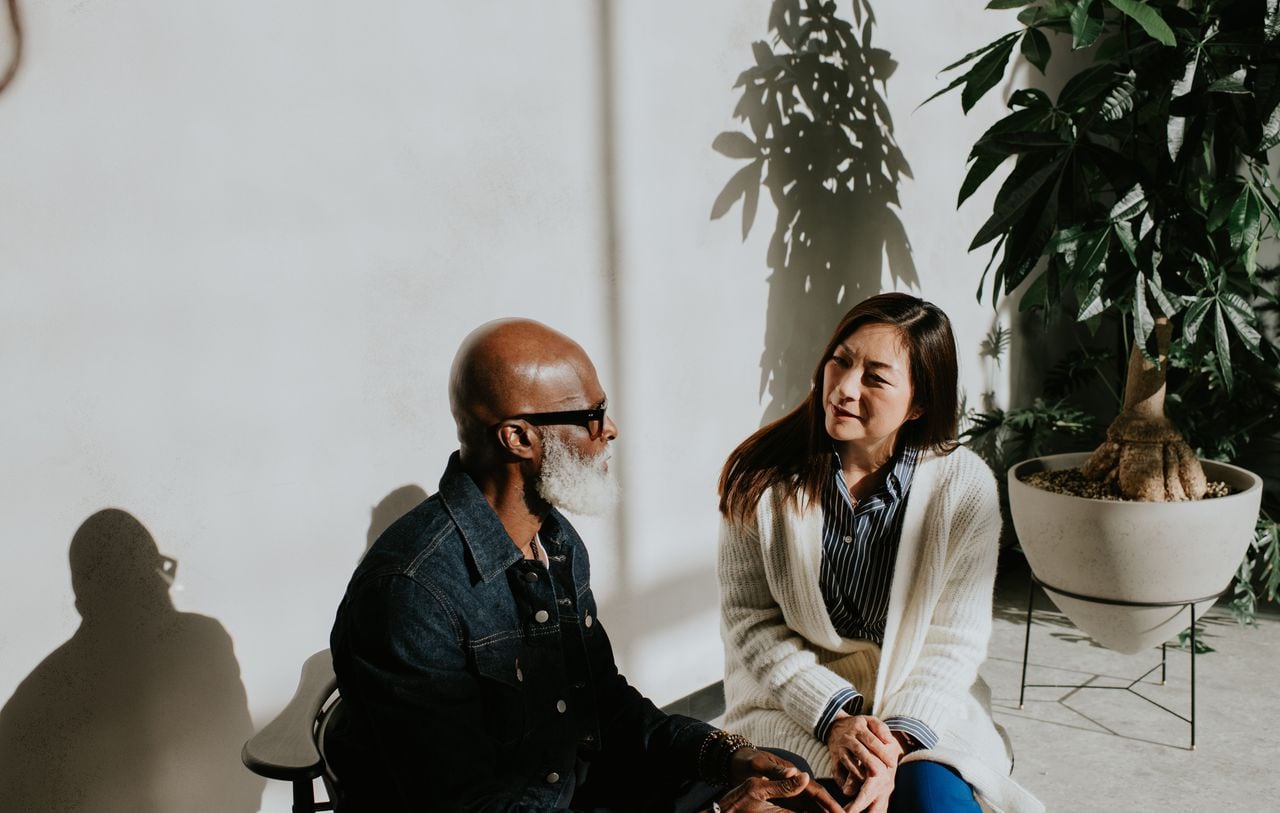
[830,445,920,504]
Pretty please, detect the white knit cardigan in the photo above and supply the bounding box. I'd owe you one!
[718,446,1042,813]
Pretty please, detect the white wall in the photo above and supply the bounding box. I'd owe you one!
[0,2,1024,810]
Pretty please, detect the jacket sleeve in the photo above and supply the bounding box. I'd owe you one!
[718,508,861,739]
[332,574,571,813]
[874,462,1001,737]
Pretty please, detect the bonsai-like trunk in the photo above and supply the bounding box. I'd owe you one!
[1081,317,1208,501]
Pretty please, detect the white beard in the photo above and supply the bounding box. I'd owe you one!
[535,430,619,517]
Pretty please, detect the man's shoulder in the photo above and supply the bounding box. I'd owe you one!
[357,494,461,582]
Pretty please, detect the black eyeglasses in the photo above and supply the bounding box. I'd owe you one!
[493,405,608,439]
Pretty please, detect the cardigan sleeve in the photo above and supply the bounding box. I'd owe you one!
[718,508,862,739]
[874,458,1001,737]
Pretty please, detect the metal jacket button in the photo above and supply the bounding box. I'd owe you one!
[534,610,550,623]
[545,772,560,784]
[523,571,539,583]
[584,613,593,628]
[556,699,567,713]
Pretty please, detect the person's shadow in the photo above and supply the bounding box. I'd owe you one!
[0,509,263,812]
[713,0,918,421]
[365,484,429,554]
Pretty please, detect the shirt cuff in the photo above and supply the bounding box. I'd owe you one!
[884,716,938,751]
[814,688,863,743]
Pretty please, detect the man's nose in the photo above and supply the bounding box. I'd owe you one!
[602,415,619,441]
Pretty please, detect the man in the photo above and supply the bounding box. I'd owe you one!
[328,319,839,812]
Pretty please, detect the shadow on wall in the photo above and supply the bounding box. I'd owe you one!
[365,484,430,553]
[0,509,263,813]
[713,0,917,422]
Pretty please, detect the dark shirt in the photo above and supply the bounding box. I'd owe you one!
[813,447,938,751]
[328,453,715,811]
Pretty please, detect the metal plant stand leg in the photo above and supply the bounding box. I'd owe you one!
[1017,575,1222,751]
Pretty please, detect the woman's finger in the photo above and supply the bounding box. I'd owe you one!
[855,727,900,768]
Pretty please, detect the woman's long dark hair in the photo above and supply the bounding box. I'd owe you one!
[718,293,959,524]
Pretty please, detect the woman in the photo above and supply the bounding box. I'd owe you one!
[717,293,1041,813]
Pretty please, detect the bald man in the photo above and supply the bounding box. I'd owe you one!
[328,320,838,812]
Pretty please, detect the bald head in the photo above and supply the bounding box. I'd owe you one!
[449,319,604,458]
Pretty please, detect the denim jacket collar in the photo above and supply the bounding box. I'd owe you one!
[437,451,575,582]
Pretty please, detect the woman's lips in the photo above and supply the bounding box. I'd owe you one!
[831,404,860,420]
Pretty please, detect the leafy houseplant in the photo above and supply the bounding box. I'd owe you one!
[937,0,1280,504]
[934,0,1279,646]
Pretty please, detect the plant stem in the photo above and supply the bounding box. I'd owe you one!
[1122,317,1173,418]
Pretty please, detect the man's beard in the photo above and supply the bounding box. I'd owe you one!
[534,430,619,517]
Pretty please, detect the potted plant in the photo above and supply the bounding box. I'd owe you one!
[935,0,1277,652]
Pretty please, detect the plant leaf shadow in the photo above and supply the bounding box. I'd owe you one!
[712,0,917,421]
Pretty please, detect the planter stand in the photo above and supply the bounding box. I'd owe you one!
[1016,574,1226,751]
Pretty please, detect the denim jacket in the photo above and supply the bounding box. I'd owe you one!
[329,453,714,811]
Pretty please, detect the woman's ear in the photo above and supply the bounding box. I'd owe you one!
[908,403,925,421]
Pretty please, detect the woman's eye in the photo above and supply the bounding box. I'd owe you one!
[831,356,850,368]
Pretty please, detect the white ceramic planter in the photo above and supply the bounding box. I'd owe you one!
[1007,452,1263,654]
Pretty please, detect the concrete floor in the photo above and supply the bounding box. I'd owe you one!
[982,556,1280,811]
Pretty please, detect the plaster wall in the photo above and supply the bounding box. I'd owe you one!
[0,2,1023,810]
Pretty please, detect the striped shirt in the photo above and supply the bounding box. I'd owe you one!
[812,446,938,751]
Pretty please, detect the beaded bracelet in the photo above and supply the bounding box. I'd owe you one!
[697,729,755,787]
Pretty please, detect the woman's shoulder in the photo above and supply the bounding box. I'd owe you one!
[917,445,998,498]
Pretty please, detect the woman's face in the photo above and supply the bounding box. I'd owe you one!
[821,322,922,461]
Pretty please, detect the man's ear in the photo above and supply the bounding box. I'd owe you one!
[496,421,536,460]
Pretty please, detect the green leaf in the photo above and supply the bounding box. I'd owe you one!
[1207,70,1249,94]
[1109,184,1147,221]
[1133,275,1156,358]
[1183,297,1212,343]
[969,154,1068,250]
[1021,28,1052,74]
[1220,292,1264,356]
[1106,0,1177,47]
[962,36,1020,112]
[1058,64,1119,112]
[939,32,1021,74]
[1207,183,1241,232]
[1078,278,1108,321]
[1020,267,1051,312]
[958,155,1005,207]
[1114,220,1139,264]
[712,131,758,159]
[1147,272,1179,317]
[1008,88,1052,109]
[1167,55,1199,160]
[987,0,1035,8]
[1070,0,1103,49]
[1071,227,1111,282]
[1213,304,1235,394]
[1260,103,1280,151]
[1100,71,1137,120]
[1228,186,1262,252]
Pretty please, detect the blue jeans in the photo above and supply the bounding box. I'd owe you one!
[819,761,980,813]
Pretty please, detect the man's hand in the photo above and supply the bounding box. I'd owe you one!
[714,771,835,813]
[826,714,903,807]
[722,748,842,813]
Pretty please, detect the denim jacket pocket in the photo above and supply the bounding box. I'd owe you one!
[472,635,526,747]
